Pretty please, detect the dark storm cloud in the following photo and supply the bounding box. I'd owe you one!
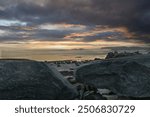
[83,32,126,42]
[0,26,71,42]
[31,29,69,41]
[0,0,150,43]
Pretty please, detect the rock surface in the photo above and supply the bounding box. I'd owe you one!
[75,54,150,98]
[0,59,78,100]
[105,51,142,59]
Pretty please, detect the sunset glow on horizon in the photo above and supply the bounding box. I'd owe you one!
[0,0,149,60]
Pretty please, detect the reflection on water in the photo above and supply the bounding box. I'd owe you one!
[0,48,148,61]
[0,49,108,61]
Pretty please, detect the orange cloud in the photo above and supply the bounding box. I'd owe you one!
[64,26,135,41]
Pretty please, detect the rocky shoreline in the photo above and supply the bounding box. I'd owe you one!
[0,52,149,100]
[47,52,150,100]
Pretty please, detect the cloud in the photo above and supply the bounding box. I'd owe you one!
[101,46,150,53]
[0,23,88,43]
[64,26,136,42]
[0,0,149,44]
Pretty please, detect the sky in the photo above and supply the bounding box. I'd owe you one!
[0,0,150,60]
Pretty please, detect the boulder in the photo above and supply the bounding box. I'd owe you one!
[105,51,142,59]
[0,59,78,100]
[75,54,150,98]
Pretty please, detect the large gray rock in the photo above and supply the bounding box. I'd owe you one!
[0,59,78,100]
[75,54,150,98]
[105,51,142,59]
